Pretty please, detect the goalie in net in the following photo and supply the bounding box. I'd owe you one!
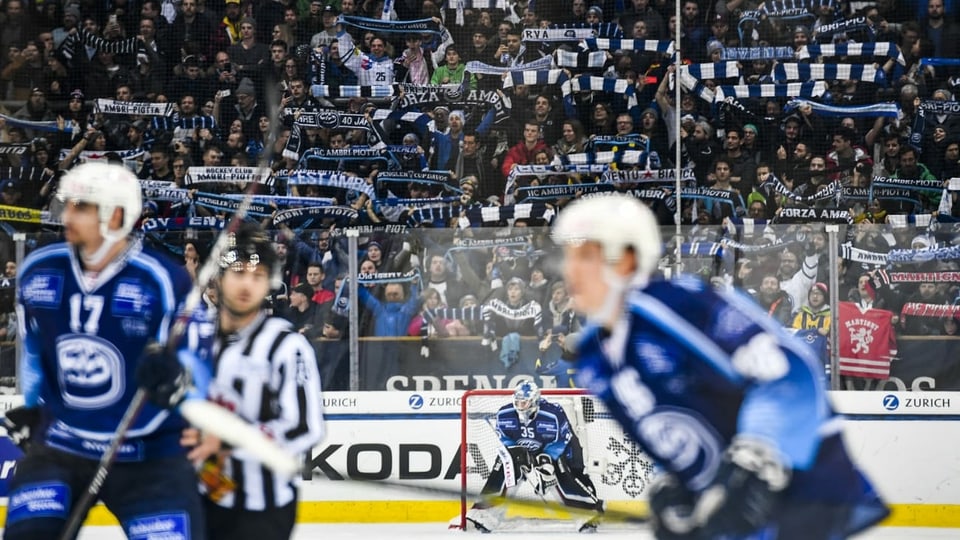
[464,380,604,533]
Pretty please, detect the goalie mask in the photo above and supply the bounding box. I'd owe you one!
[514,380,540,424]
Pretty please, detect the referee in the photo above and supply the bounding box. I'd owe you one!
[185,222,325,540]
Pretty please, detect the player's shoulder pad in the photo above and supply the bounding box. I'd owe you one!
[538,399,566,416]
[19,242,71,276]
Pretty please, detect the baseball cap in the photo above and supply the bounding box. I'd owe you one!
[322,4,339,15]
[70,89,85,100]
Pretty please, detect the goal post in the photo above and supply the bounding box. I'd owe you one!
[457,388,654,531]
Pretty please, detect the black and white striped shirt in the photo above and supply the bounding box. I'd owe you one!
[208,312,325,511]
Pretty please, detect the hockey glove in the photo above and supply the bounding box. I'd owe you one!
[2,406,41,452]
[648,473,700,540]
[696,437,791,539]
[527,453,558,495]
[135,340,189,409]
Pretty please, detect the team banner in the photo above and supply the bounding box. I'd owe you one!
[521,27,595,42]
[777,206,853,224]
[814,16,868,37]
[376,170,452,184]
[600,168,695,183]
[395,85,511,123]
[142,187,192,202]
[140,216,226,231]
[871,176,944,192]
[0,204,42,223]
[292,109,372,129]
[918,100,960,115]
[59,148,146,166]
[272,205,359,225]
[516,183,615,201]
[901,303,960,318]
[337,15,442,36]
[395,84,466,109]
[0,144,29,155]
[889,272,960,283]
[888,244,960,264]
[761,175,840,203]
[286,170,377,199]
[193,193,272,216]
[721,46,796,60]
[94,99,175,117]
[184,167,274,186]
[839,243,888,265]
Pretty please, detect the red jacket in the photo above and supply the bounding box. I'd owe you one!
[501,140,549,178]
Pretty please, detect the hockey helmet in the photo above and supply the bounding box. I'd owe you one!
[551,193,662,280]
[514,379,540,424]
[57,162,142,240]
[220,222,279,277]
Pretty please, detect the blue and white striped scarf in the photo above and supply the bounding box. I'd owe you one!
[714,81,825,102]
[562,75,638,113]
[0,113,76,135]
[310,85,396,98]
[464,57,554,75]
[784,99,899,118]
[579,38,674,55]
[798,43,905,66]
[773,63,885,85]
[682,62,740,81]
[502,70,576,117]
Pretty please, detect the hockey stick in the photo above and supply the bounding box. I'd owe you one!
[342,476,650,528]
[57,86,292,540]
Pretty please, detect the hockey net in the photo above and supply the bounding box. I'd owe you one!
[456,388,654,531]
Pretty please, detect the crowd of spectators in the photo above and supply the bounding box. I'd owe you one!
[2,0,960,389]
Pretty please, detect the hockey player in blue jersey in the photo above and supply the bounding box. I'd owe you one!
[465,379,603,533]
[2,162,212,539]
[551,194,890,540]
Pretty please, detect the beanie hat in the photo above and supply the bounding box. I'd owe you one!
[811,282,828,295]
[235,77,255,96]
[746,191,767,207]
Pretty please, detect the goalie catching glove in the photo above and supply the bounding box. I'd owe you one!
[525,453,558,496]
[135,340,190,409]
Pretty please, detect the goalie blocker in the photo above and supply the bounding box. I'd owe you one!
[461,380,604,533]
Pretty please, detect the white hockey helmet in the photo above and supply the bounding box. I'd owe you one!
[57,162,142,239]
[551,194,662,280]
[514,379,540,424]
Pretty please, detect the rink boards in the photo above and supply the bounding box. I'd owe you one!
[0,391,958,528]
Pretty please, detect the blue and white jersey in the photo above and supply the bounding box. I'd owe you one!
[575,275,872,503]
[17,238,214,462]
[494,400,574,462]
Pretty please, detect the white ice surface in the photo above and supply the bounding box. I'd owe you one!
[60,523,959,539]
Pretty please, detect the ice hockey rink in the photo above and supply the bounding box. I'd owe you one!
[58,523,958,539]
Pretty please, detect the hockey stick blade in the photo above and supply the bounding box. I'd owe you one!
[179,399,300,476]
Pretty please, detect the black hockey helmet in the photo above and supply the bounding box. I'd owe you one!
[219,222,278,276]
